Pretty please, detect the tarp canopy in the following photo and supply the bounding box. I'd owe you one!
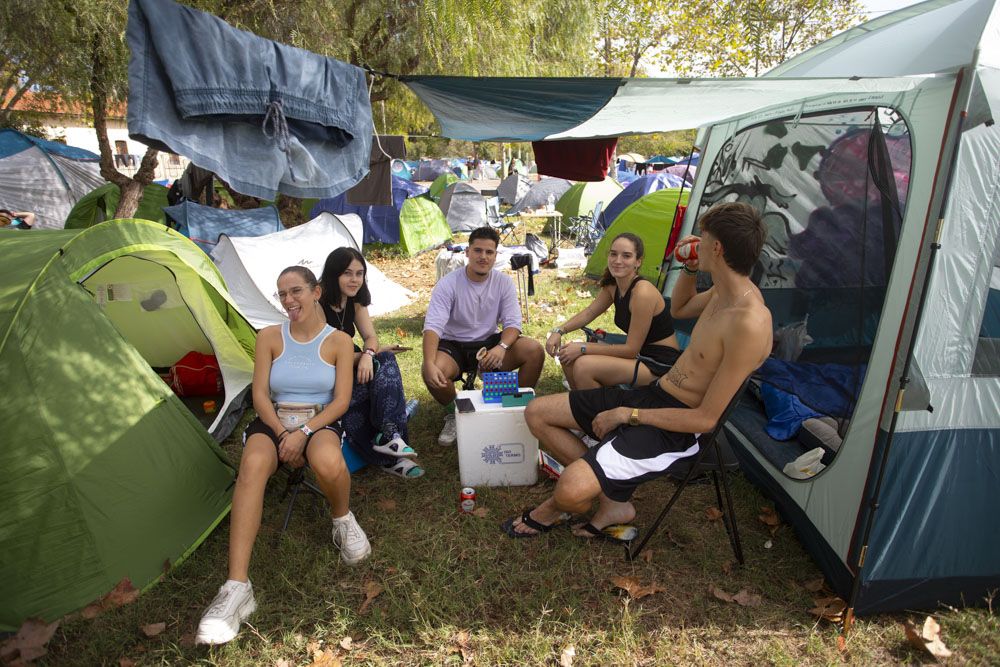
[65,182,170,228]
[0,129,104,229]
[309,175,428,244]
[212,212,414,328]
[0,219,255,629]
[164,200,283,254]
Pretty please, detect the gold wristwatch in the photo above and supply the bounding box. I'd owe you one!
[628,408,640,427]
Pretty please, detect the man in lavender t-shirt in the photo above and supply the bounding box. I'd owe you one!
[422,227,545,445]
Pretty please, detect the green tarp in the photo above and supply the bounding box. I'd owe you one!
[0,220,255,629]
[585,188,688,283]
[64,182,170,228]
[398,196,452,256]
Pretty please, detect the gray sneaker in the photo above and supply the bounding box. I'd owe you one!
[331,510,371,565]
[438,414,457,446]
[195,580,257,645]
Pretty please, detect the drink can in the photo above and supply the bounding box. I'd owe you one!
[459,487,476,513]
[675,240,699,262]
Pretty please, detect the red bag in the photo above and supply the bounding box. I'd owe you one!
[168,351,222,396]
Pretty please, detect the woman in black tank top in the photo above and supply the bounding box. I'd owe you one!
[545,233,680,389]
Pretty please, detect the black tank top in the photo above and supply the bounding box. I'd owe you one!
[323,300,357,340]
[613,276,674,344]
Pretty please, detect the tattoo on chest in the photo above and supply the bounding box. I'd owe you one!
[666,366,688,389]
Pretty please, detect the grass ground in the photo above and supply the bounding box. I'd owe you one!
[39,226,999,666]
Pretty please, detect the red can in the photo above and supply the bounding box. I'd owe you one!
[675,240,699,262]
[459,487,476,513]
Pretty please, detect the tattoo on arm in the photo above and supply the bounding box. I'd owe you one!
[666,366,688,389]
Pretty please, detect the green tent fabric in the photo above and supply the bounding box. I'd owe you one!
[428,173,459,201]
[398,196,452,256]
[0,219,256,630]
[64,182,170,228]
[555,176,623,221]
[585,188,688,283]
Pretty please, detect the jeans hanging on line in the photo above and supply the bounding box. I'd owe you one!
[341,352,409,467]
[126,0,372,201]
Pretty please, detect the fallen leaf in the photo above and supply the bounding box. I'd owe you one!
[141,622,166,637]
[721,560,735,575]
[705,507,724,521]
[732,589,763,607]
[710,586,734,603]
[179,633,196,648]
[306,641,321,654]
[0,617,60,664]
[666,531,686,548]
[308,648,341,667]
[358,580,384,614]
[274,660,292,667]
[119,658,136,667]
[471,507,489,518]
[903,616,952,659]
[104,578,140,609]
[376,498,397,511]
[758,506,781,534]
[639,549,654,564]
[81,604,103,620]
[560,645,576,666]
[575,290,590,298]
[809,596,847,622]
[836,634,848,656]
[611,575,665,599]
[339,636,353,650]
[395,327,406,339]
[386,567,398,575]
[802,577,826,593]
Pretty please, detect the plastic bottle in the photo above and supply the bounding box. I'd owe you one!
[546,193,555,212]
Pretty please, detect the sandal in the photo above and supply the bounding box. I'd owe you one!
[372,435,417,459]
[501,507,565,538]
[572,521,638,544]
[381,459,425,479]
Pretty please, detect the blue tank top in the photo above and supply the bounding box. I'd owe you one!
[269,322,337,405]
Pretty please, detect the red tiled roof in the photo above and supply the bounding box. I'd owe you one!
[3,91,126,119]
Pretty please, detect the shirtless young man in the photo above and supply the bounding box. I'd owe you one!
[506,202,772,538]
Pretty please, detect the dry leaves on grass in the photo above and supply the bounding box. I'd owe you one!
[809,595,847,623]
[757,506,781,534]
[705,507,724,521]
[903,616,953,660]
[802,577,826,593]
[118,658,136,667]
[610,575,665,600]
[81,578,140,619]
[358,580,384,614]
[709,586,763,607]
[639,548,655,564]
[471,506,489,518]
[448,630,474,664]
[339,636,354,651]
[0,617,60,664]
[308,647,341,667]
[376,498,397,512]
[140,622,166,638]
[560,645,576,666]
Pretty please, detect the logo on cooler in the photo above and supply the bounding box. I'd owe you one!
[481,443,525,465]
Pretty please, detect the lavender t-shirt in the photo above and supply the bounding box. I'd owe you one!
[424,267,522,342]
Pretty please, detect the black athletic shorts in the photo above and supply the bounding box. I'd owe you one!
[243,416,344,456]
[637,344,681,376]
[438,332,503,380]
[570,383,699,502]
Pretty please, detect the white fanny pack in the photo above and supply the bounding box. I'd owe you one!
[274,402,324,431]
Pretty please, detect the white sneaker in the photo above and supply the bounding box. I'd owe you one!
[331,511,371,565]
[195,580,257,645]
[438,414,457,446]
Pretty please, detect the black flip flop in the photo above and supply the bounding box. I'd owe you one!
[502,508,561,538]
[572,521,638,544]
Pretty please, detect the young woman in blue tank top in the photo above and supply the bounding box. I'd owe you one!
[321,247,423,479]
[196,266,369,646]
[546,233,680,390]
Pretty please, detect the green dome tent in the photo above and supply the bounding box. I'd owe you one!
[64,182,170,228]
[555,177,623,234]
[399,196,452,256]
[428,172,459,201]
[585,188,689,283]
[0,220,256,629]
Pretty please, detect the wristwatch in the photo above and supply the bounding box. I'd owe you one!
[628,408,640,427]
[498,341,510,350]
[549,327,565,335]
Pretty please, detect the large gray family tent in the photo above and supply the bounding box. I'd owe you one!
[401,0,1000,615]
[0,220,256,629]
[0,129,104,229]
[497,172,532,205]
[508,177,573,214]
[438,181,487,232]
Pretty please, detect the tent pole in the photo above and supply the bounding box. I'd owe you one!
[843,65,974,633]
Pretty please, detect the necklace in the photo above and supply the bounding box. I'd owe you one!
[331,301,348,331]
[708,285,754,320]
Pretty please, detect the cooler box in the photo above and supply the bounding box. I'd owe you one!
[455,388,538,486]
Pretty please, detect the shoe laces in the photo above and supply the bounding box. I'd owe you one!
[205,586,237,616]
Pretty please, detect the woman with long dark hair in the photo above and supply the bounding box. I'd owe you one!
[545,233,680,390]
[320,247,423,478]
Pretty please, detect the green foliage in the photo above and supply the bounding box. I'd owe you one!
[618,131,697,159]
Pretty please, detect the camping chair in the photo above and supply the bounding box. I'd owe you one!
[276,465,325,537]
[567,200,605,254]
[625,379,750,564]
[485,196,520,244]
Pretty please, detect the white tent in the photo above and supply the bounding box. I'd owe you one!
[212,212,414,328]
